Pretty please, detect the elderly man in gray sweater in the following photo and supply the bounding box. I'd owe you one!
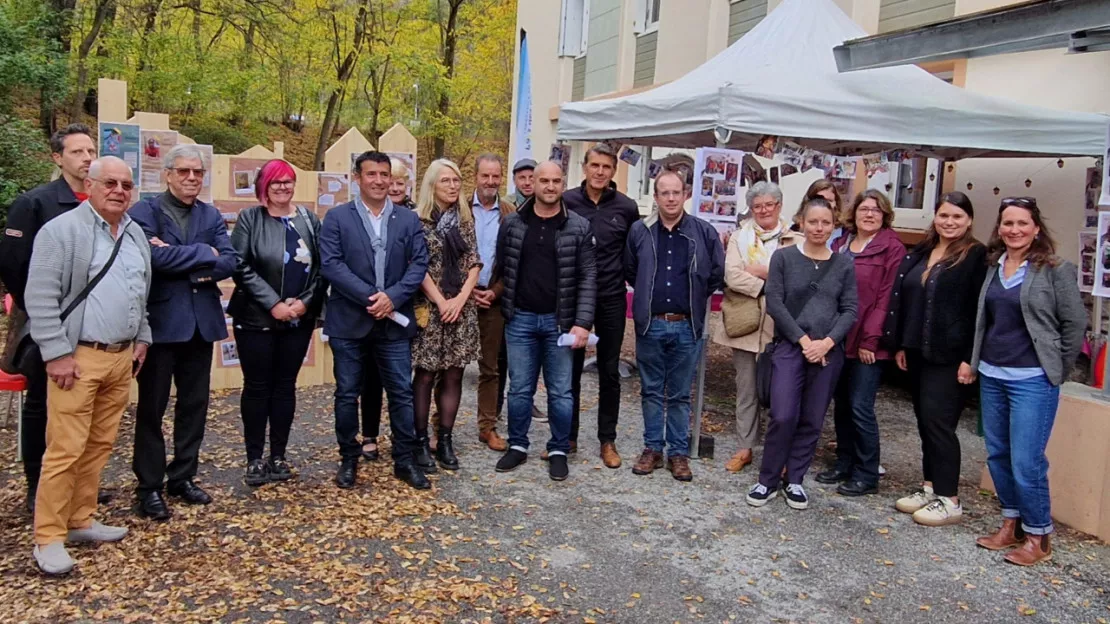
[24,156,152,575]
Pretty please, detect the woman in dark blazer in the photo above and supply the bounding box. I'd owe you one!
[229,159,324,486]
[820,190,904,497]
[970,197,1085,566]
[883,192,986,527]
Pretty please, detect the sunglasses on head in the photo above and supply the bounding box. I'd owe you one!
[1000,196,1036,210]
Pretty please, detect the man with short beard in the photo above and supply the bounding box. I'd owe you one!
[495,161,595,481]
[511,158,535,207]
[470,154,515,450]
[0,123,97,513]
[128,144,238,521]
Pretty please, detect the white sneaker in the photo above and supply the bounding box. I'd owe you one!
[895,486,936,514]
[33,542,75,575]
[912,496,963,527]
[745,483,777,507]
[784,483,809,510]
[67,520,129,544]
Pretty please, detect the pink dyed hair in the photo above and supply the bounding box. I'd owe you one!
[255,159,297,203]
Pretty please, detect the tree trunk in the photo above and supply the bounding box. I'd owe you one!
[433,0,463,159]
[134,0,162,111]
[68,0,114,121]
[312,0,371,169]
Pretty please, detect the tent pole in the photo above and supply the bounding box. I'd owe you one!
[691,133,732,459]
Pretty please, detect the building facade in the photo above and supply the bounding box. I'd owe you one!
[509,0,1108,260]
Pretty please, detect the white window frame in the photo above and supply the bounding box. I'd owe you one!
[633,0,662,35]
[867,157,943,230]
[559,0,591,58]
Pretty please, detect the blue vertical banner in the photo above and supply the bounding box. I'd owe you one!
[510,29,533,194]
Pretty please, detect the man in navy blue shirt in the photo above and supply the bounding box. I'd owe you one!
[319,151,431,490]
[624,171,724,481]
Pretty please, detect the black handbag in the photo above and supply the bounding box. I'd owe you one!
[755,255,838,409]
[0,231,125,375]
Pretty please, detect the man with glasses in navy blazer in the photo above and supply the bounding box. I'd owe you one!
[319,150,431,491]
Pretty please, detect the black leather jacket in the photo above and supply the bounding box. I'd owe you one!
[228,205,326,331]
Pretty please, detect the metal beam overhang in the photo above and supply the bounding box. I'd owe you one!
[834,0,1110,72]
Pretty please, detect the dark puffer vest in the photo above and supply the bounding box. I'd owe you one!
[496,198,596,332]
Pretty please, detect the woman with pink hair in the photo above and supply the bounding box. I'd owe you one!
[228,159,326,486]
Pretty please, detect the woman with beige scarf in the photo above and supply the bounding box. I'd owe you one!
[712,182,800,473]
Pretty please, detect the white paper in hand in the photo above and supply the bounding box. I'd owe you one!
[391,312,411,327]
[557,332,599,347]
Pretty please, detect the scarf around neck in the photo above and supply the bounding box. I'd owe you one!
[736,217,788,267]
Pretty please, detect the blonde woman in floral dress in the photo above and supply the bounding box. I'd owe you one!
[410,159,481,472]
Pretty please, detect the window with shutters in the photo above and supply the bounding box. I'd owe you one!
[633,31,658,88]
[572,56,587,101]
[728,0,768,45]
[878,0,956,34]
[559,0,590,57]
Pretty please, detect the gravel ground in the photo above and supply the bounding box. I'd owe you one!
[0,327,1108,623]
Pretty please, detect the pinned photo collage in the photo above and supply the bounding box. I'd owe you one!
[692,147,746,231]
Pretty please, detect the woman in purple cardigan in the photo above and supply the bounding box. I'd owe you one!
[818,190,905,497]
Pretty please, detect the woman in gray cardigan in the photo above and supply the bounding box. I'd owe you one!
[969,197,1086,567]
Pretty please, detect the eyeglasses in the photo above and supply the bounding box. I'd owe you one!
[90,178,134,192]
[751,202,779,212]
[270,179,295,189]
[171,168,206,178]
[657,191,684,200]
[856,206,883,215]
[1001,196,1035,209]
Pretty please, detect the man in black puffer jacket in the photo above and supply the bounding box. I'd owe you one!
[561,143,640,468]
[494,161,596,481]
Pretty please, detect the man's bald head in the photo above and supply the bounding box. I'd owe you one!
[533,160,566,210]
[85,156,134,222]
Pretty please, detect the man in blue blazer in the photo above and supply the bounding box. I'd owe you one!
[320,151,430,490]
[127,144,238,520]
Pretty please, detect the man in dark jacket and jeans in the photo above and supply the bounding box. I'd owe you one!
[494,161,596,481]
[0,124,96,513]
[624,171,724,481]
[562,143,640,468]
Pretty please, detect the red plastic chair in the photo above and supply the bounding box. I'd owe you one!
[1,293,27,461]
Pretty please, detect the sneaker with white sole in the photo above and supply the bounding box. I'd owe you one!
[912,496,963,526]
[746,483,777,507]
[895,486,936,514]
[784,483,809,510]
[33,542,75,575]
[67,520,129,544]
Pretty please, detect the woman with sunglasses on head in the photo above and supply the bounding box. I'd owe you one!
[746,197,857,511]
[884,192,986,526]
[818,190,904,497]
[228,159,325,486]
[969,197,1085,566]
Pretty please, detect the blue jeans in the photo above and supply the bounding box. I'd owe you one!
[832,359,884,485]
[635,318,703,457]
[979,373,1060,535]
[504,311,574,453]
[331,329,419,462]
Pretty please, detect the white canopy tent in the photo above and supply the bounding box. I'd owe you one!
[556,0,1108,158]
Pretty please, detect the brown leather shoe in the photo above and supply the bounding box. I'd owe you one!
[479,430,508,452]
[667,455,693,482]
[725,449,752,473]
[976,518,1025,551]
[1004,534,1052,566]
[600,442,621,469]
[631,448,663,475]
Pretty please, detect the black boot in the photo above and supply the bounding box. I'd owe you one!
[414,435,438,474]
[394,461,431,490]
[436,431,459,471]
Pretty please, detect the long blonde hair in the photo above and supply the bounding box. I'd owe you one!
[416,158,471,224]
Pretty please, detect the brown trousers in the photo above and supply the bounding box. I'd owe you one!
[476,303,504,433]
[34,345,132,545]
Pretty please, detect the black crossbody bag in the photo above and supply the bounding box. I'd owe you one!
[755,255,838,409]
[0,231,126,374]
